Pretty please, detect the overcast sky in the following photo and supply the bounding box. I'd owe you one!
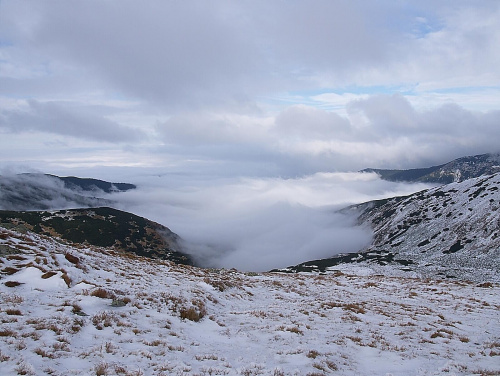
[0,0,499,178]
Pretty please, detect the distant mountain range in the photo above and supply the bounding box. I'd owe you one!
[361,153,500,184]
[0,173,136,211]
[0,206,192,265]
[44,174,136,193]
[275,172,500,282]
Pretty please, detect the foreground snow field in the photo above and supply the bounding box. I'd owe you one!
[1,226,499,376]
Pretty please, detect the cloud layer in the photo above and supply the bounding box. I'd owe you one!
[113,172,432,271]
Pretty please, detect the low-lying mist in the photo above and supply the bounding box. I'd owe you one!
[0,168,432,271]
[112,172,432,271]
[0,172,111,211]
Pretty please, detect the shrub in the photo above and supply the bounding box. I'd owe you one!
[343,303,366,314]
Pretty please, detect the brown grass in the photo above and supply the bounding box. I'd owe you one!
[4,281,23,287]
[286,326,303,335]
[478,282,494,288]
[306,350,320,359]
[2,266,20,275]
[35,347,55,359]
[5,308,22,315]
[6,255,27,261]
[41,271,58,279]
[64,253,79,265]
[179,306,206,322]
[61,272,72,287]
[0,329,16,337]
[91,288,115,299]
[94,362,109,376]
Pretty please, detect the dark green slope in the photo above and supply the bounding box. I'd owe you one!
[0,207,192,266]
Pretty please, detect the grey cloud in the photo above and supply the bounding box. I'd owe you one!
[6,1,487,108]
[1,1,499,176]
[275,105,352,139]
[342,96,500,168]
[0,100,145,142]
[149,97,500,175]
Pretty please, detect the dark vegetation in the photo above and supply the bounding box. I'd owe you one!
[0,207,193,266]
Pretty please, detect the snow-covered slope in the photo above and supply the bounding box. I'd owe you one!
[277,173,500,283]
[1,226,499,375]
[355,172,500,281]
[362,153,500,184]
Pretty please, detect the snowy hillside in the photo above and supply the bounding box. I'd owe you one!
[1,226,499,375]
[362,153,500,184]
[278,173,500,283]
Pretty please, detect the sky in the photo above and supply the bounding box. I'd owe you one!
[0,0,499,177]
[1,1,499,270]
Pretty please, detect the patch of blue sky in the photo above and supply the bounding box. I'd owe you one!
[418,86,500,95]
[410,15,443,39]
[258,85,418,112]
[384,3,444,40]
[0,39,14,48]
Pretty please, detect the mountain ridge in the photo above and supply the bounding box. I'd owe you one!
[0,173,136,211]
[361,152,500,184]
[275,172,500,282]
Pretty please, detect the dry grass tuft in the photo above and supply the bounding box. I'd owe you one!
[6,255,27,261]
[0,328,16,337]
[477,282,494,288]
[2,266,20,275]
[5,308,22,315]
[179,304,207,322]
[306,350,320,359]
[90,288,115,299]
[4,281,23,287]
[94,362,109,376]
[35,347,55,359]
[41,271,58,279]
[61,272,72,287]
[64,253,79,265]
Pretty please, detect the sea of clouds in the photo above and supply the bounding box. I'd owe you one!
[0,167,432,271]
[111,171,432,271]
